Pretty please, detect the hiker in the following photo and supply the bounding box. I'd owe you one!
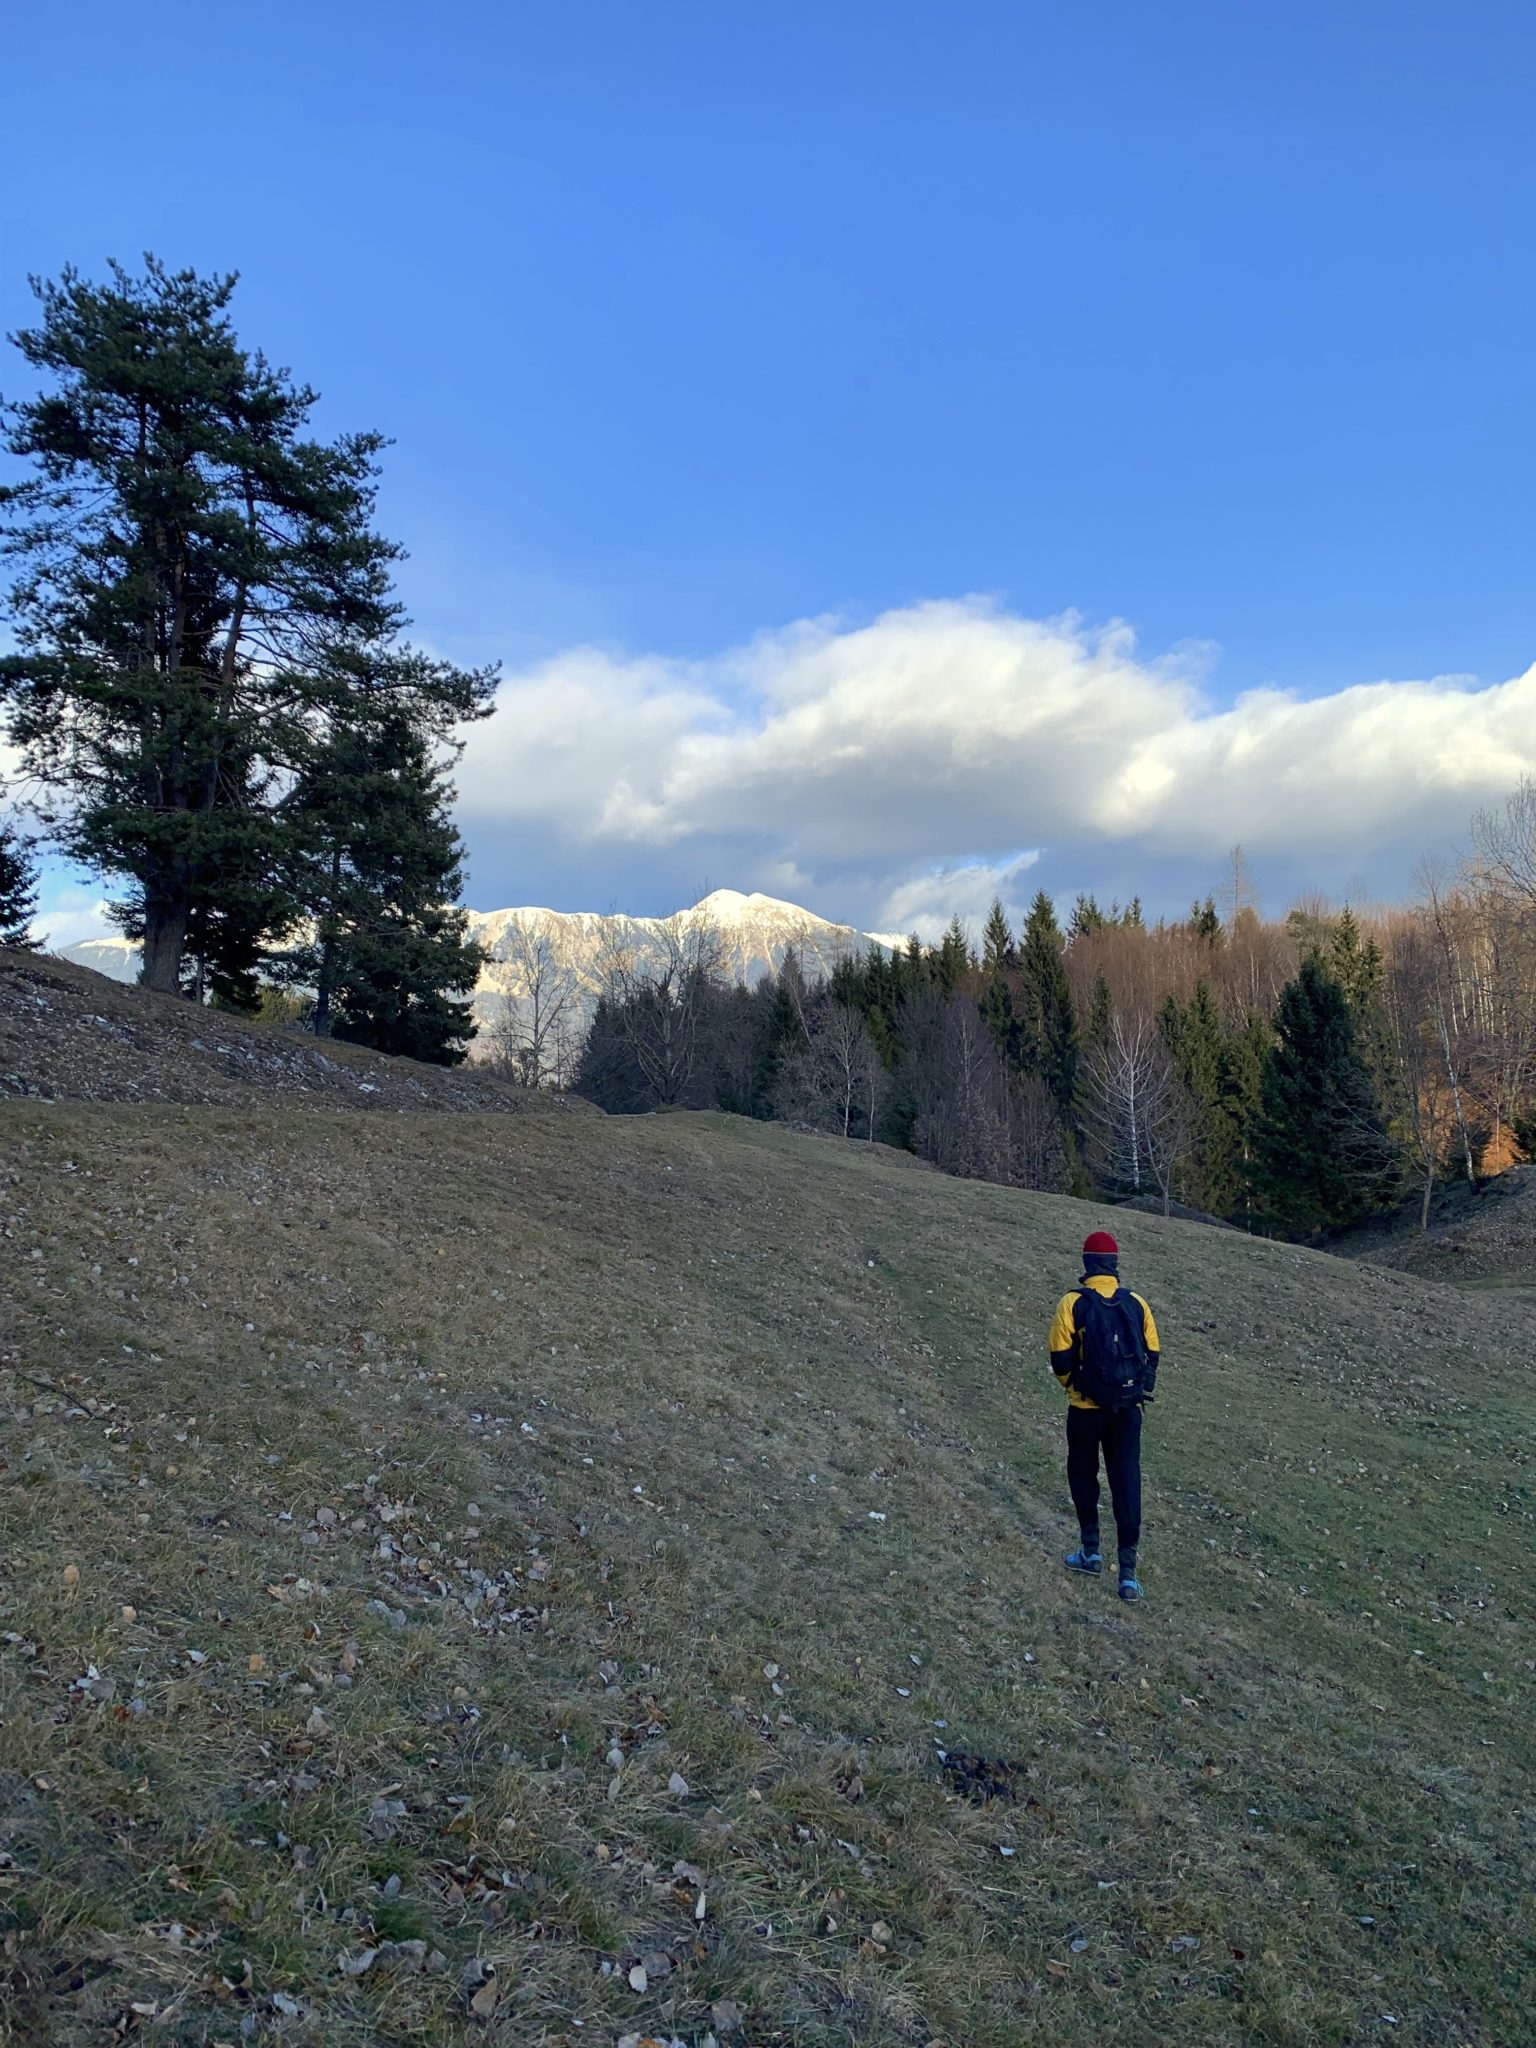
[1048,1229,1160,1601]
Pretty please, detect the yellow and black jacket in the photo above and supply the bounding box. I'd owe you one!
[1049,1274,1161,1411]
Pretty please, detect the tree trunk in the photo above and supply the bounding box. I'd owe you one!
[313,850,343,1038]
[140,897,189,994]
[314,930,335,1037]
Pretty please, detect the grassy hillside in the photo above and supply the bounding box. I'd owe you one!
[2,1081,1534,2044]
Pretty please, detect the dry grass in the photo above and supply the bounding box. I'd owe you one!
[2,1095,1534,2047]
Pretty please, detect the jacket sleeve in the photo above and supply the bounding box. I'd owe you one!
[1048,1292,1078,1387]
[1136,1295,1161,1389]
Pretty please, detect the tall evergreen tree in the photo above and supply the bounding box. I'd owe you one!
[1018,890,1078,1117]
[1329,906,1384,1010]
[1327,903,1395,1103]
[279,708,483,1063]
[1224,1011,1271,1230]
[1188,895,1222,944]
[1067,893,1108,940]
[1162,980,1248,1214]
[1254,959,1398,1237]
[933,914,970,996]
[976,898,1017,1057]
[0,260,493,995]
[981,898,1015,974]
[0,818,39,947]
[752,945,808,1106]
[1085,970,1113,1050]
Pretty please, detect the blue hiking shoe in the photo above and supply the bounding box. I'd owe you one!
[1118,1572,1144,1601]
[1063,1547,1103,1575]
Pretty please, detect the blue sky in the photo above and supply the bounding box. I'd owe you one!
[5,1,1536,941]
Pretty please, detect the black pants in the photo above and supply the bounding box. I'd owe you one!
[1066,1404,1142,1563]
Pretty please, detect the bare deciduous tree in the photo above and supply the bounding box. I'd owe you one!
[1419,863,1480,1189]
[595,907,726,1108]
[486,911,581,1088]
[1384,912,1459,1229]
[776,999,885,1140]
[1083,1010,1192,1213]
[1472,777,1536,906]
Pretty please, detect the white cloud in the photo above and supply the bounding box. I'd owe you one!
[876,852,1042,944]
[10,601,1531,939]
[455,597,1536,919]
[29,880,117,952]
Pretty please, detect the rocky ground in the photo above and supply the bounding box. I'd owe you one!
[0,950,579,1118]
[1340,1164,1536,1288]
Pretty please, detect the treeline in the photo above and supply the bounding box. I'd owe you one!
[0,259,492,1063]
[574,811,1536,1242]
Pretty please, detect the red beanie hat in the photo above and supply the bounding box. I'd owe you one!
[1082,1230,1119,1257]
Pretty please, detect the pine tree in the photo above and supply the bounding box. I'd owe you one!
[0,818,39,946]
[976,898,1017,1058]
[279,709,483,1063]
[1018,890,1078,1117]
[752,949,807,1106]
[1254,959,1399,1237]
[1328,906,1380,1007]
[1085,970,1113,1050]
[1328,904,1395,1103]
[1163,980,1244,1214]
[982,898,1015,974]
[1223,1012,1271,1229]
[933,914,970,996]
[1068,893,1108,940]
[1188,896,1222,944]
[0,260,493,995]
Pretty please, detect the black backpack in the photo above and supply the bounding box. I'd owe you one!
[1072,1286,1150,1410]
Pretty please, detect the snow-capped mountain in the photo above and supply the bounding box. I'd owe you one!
[50,934,142,983]
[464,889,891,1043]
[56,892,895,1043]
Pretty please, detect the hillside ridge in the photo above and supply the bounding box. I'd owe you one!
[0,947,574,1115]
